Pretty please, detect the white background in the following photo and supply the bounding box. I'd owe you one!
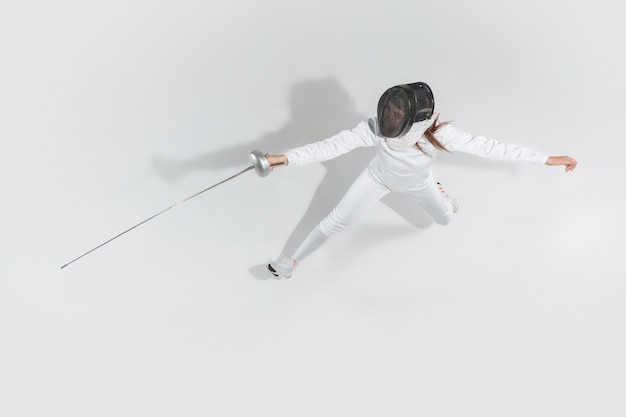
[2,0,625,416]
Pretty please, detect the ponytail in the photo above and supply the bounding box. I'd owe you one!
[415,114,451,156]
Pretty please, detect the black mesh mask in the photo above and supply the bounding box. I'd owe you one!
[377,82,435,138]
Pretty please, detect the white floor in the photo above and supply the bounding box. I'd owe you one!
[2,1,625,416]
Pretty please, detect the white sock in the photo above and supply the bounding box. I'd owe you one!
[292,224,330,264]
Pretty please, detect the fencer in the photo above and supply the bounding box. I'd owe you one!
[264,82,577,279]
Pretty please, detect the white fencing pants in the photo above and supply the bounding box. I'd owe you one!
[292,169,454,264]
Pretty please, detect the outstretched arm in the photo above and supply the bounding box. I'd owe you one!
[268,120,377,168]
[437,124,577,172]
[546,156,577,172]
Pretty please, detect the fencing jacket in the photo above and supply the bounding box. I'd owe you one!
[284,118,549,192]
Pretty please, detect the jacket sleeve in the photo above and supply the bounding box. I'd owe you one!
[284,120,377,166]
[436,124,549,165]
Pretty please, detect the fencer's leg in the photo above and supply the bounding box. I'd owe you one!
[269,224,331,278]
[406,181,455,226]
[291,170,389,264]
[436,182,459,214]
[292,224,329,263]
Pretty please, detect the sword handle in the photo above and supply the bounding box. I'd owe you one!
[250,149,284,177]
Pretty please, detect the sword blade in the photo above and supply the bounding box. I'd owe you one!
[61,164,256,269]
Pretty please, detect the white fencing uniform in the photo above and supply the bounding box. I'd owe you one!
[283,118,548,263]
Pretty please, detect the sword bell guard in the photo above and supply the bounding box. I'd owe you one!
[249,149,271,177]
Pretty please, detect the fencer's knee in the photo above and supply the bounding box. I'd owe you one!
[438,217,452,226]
[320,217,349,235]
[320,211,351,235]
[433,211,453,226]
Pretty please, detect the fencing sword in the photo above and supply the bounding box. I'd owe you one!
[61,150,282,270]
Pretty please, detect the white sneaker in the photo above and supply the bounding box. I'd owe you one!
[267,256,297,279]
[437,182,459,213]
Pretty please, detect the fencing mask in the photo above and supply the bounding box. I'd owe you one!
[377,82,435,139]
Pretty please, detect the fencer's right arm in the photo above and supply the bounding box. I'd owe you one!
[281,120,377,166]
[266,154,289,169]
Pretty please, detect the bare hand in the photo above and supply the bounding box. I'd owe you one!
[266,154,289,170]
[546,156,577,172]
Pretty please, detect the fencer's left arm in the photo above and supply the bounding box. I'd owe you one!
[437,124,550,165]
[545,155,578,172]
[437,124,578,171]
